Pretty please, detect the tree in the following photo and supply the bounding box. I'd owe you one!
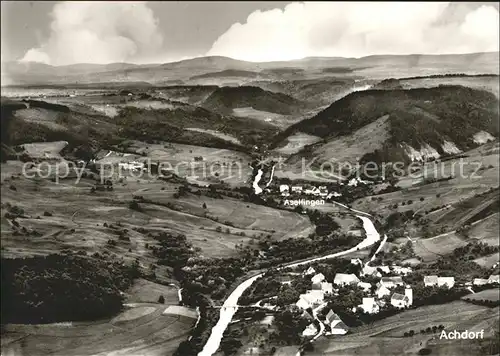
[158,295,165,304]
[273,306,309,344]
[202,202,207,209]
[129,201,141,211]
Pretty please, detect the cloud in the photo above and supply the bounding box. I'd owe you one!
[208,2,499,61]
[20,1,163,65]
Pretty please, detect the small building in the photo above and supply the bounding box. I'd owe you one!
[280,184,290,197]
[391,265,412,275]
[291,186,303,193]
[362,265,382,278]
[307,290,325,303]
[357,281,371,292]
[318,186,329,197]
[325,309,339,324]
[350,258,363,266]
[390,293,410,308]
[380,276,404,289]
[325,310,348,335]
[378,266,391,274]
[296,295,311,310]
[321,282,333,294]
[296,290,324,310]
[424,275,439,287]
[437,277,455,289]
[302,323,318,337]
[311,273,326,284]
[473,278,489,286]
[330,320,349,335]
[304,186,317,195]
[359,297,379,314]
[375,284,391,298]
[326,191,342,199]
[334,273,360,286]
[488,275,499,284]
[304,266,316,276]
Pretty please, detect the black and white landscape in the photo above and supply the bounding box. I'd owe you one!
[1,2,499,356]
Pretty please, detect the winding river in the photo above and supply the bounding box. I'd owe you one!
[197,215,381,356]
[252,169,264,195]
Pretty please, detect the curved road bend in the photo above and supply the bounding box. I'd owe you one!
[197,215,381,356]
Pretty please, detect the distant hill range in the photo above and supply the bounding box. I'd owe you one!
[2,52,498,86]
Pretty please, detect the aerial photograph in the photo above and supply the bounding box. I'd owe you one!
[0,1,499,356]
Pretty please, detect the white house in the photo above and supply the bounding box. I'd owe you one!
[350,258,363,266]
[321,282,334,294]
[362,265,382,278]
[375,284,391,298]
[304,266,316,276]
[378,266,391,274]
[488,275,499,284]
[473,278,489,286]
[391,265,412,275]
[310,187,321,196]
[357,281,372,292]
[296,289,326,310]
[304,186,318,195]
[280,185,290,197]
[119,161,145,171]
[437,277,455,289]
[311,273,326,284]
[296,295,311,310]
[390,293,410,308]
[334,273,360,286]
[318,186,329,197]
[302,323,318,337]
[330,320,349,335]
[325,310,348,335]
[424,275,439,287]
[380,276,404,289]
[359,297,379,314]
[326,191,342,199]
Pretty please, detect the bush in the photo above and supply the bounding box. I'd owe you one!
[129,201,141,211]
[418,348,432,355]
[43,211,53,217]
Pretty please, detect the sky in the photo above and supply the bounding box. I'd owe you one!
[1,1,498,65]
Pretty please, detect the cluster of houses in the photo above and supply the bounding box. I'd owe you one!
[423,274,499,288]
[295,262,420,338]
[279,184,342,199]
[118,161,146,171]
[295,260,500,339]
[294,260,500,339]
[470,274,499,286]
